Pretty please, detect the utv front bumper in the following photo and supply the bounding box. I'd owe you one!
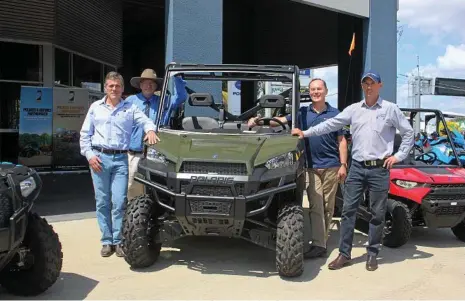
[421,184,465,228]
[134,160,303,237]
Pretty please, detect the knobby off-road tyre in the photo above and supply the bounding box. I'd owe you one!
[451,219,465,242]
[122,195,161,268]
[0,194,13,227]
[382,199,412,248]
[0,213,63,296]
[276,203,304,278]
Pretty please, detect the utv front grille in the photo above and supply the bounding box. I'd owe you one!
[434,205,465,215]
[189,200,232,215]
[425,184,465,201]
[191,217,230,225]
[424,184,465,215]
[180,183,245,196]
[180,162,247,175]
[192,186,232,196]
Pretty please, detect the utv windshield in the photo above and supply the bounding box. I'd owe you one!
[155,66,300,135]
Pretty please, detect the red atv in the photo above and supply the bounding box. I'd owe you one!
[334,108,465,247]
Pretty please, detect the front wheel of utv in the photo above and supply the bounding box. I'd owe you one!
[0,213,63,296]
[276,203,304,278]
[451,219,465,242]
[382,199,412,248]
[122,195,161,268]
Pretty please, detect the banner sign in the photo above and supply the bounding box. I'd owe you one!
[52,87,89,171]
[299,68,311,77]
[18,87,53,170]
[227,81,241,115]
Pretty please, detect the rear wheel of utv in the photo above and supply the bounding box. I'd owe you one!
[276,203,304,278]
[382,199,412,248]
[0,213,63,296]
[451,219,465,242]
[122,195,161,268]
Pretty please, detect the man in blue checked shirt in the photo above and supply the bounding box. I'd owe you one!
[125,68,187,200]
[80,71,160,258]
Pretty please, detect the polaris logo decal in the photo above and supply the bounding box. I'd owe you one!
[190,176,234,184]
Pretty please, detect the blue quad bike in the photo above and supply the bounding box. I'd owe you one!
[0,162,63,296]
[415,131,465,165]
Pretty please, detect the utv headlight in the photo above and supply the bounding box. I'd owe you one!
[146,148,167,164]
[20,177,37,197]
[394,180,419,189]
[265,152,295,169]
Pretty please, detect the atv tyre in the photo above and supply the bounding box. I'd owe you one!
[122,195,161,268]
[276,203,304,278]
[382,199,412,248]
[0,213,63,296]
[0,194,13,227]
[451,219,465,242]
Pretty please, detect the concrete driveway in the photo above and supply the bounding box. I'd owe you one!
[1,214,464,300]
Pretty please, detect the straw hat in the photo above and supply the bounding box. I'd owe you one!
[130,68,163,90]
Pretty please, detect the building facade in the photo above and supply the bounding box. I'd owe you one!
[0,0,398,163]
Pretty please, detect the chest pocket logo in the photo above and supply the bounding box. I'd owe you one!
[115,109,132,123]
[374,113,387,133]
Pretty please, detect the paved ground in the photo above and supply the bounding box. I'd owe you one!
[1,214,464,300]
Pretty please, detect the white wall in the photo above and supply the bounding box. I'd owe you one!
[290,0,369,18]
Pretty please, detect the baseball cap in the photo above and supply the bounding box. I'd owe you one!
[361,70,381,83]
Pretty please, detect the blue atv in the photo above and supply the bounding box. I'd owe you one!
[413,130,465,165]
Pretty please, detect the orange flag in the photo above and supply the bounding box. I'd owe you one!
[348,33,355,56]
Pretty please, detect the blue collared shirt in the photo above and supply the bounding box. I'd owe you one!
[125,76,188,151]
[287,103,343,168]
[79,97,157,161]
[302,97,414,162]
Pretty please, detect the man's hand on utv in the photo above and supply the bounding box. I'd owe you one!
[291,128,304,139]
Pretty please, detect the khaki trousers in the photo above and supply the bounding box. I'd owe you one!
[306,167,339,248]
[127,152,145,200]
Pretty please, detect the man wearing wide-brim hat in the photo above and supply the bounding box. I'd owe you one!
[129,68,164,92]
[125,68,188,200]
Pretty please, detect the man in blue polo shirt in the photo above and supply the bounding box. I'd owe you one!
[125,68,188,200]
[248,78,348,258]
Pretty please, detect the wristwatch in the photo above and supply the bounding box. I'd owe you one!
[341,163,348,168]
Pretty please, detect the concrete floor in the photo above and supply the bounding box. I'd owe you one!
[1,215,464,300]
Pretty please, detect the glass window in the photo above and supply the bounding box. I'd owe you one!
[104,65,116,76]
[0,41,42,82]
[55,48,71,86]
[0,82,22,130]
[73,54,102,91]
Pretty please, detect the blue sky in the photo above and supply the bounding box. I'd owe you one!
[307,0,465,113]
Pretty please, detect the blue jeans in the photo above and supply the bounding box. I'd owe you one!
[90,152,129,246]
[339,160,389,258]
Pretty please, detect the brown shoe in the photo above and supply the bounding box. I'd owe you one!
[328,253,351,270]
[115,244,125,257]
[101,245,114,257]
[366,255,378,271]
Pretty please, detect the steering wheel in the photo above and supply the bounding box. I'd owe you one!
[413,144,424,153]
[416,152,437,164]
[253,117,288,130]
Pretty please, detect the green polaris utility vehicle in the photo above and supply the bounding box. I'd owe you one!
[122,63,307,277]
